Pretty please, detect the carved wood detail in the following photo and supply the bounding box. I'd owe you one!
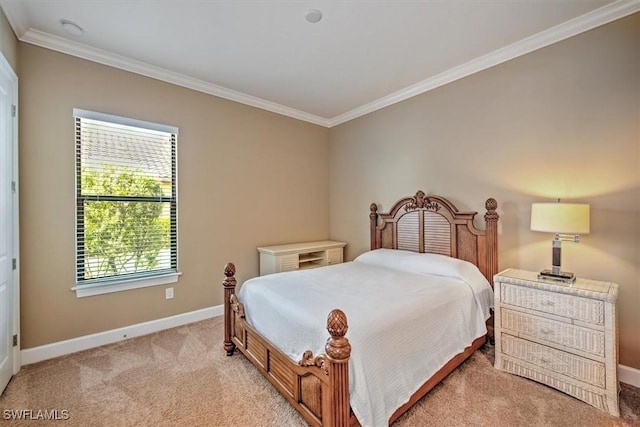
[404,190,441,212]
[300,350,329,376]
[484,198,499,285]
[370,190,499,286]
[229,294,245,318]
[223,191,499,426]
[369,203,378,253]
[223,262,237,356]
[325,309,351,427]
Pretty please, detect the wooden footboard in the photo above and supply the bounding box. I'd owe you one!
[222,192,497,426]
[223,263,354,427]
[223,263,486,427]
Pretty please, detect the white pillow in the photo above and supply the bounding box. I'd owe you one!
[354,248,493,311]
[353,248,418,271]
[355,248,480,280]
[406,252,483,282]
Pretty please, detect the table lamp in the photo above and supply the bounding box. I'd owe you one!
[530,200,590,283]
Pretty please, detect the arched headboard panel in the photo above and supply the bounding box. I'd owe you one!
[369,191,499,285]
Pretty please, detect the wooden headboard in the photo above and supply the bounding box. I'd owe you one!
[369,190,499,285]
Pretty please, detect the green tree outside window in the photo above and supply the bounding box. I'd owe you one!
[82,165,170,279]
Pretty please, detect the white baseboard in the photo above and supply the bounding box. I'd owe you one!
[21,305,223,366]
[619,364,640,388]
[19,306,640,388]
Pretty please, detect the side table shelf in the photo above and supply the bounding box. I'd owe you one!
[258,240,346,276]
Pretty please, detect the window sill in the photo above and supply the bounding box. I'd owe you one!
[71,272,182,298]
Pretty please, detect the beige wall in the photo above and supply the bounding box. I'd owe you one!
[0,7,17,70]
[18,43,330,349]
[329,14,640,368]
[12,10,640,370]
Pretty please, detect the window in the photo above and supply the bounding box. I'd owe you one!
[73,109,178,297]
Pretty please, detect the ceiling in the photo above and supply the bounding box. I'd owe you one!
[1,0,637,127]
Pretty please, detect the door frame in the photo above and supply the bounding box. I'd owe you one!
[1,52,20,375]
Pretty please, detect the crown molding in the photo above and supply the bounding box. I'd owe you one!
[5,0,638,128]
[328,0,640,127]
[18,29,330,127]
[0,0,29,37]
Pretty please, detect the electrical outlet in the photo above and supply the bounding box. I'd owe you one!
[165,287,174,299]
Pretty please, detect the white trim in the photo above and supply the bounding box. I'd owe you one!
[20,305,223,365]
[18,29,330,128]
[8,1,637,128]
[0,0,29,37]
[328,0,640,127]
[10,61,19,375]
[71,272,182,298]
[17,302,640,386]
[0,52,20,375]
[619,364,640,388]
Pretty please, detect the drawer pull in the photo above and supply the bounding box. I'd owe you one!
[541,327,553,335]
[542,300,555,307]
[541,356,551,364]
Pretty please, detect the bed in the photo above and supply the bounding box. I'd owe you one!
[223,191,499,426]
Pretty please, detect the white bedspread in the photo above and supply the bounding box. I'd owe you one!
[237,250,492,427]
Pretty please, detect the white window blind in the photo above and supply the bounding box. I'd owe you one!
[74,109,178,285]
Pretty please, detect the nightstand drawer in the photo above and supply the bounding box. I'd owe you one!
[501,334,605,387]
[501,308,605,357]
[494,269,619,417]
[499,357,611,414]
[500,282,604,325]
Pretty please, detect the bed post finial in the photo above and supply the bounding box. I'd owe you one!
[325,309,351,427]
[484,199,499,286]
[485,198,498,218]
[224,262,236,280]
[370,203,378,250]
[326,309,351,360]
[223,263,237,356]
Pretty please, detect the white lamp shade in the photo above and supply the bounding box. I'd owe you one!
[531,203,590,234]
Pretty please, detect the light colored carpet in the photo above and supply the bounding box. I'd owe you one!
[1,316,638,426]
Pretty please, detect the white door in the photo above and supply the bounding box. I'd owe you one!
[0,53,18,395]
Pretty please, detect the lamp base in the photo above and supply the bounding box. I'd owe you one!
[538,269,576,284]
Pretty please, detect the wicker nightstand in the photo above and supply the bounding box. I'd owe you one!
[493,269,619,416]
